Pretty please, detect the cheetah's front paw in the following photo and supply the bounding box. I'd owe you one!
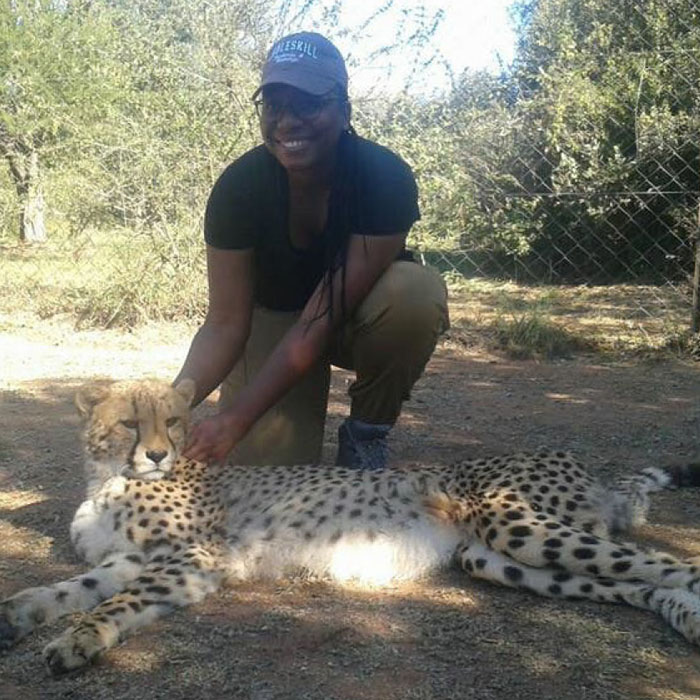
[43,622,116,675]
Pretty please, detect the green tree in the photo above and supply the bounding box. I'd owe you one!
[0,0,128,242]
[85,0,269,232]
[508,0,700,280]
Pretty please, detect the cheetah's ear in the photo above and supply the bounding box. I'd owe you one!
[174,378,196,407]
[75,383,112,417]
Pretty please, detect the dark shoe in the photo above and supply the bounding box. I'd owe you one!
[335,419,391,471]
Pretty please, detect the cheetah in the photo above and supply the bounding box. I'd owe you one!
[1,378,700,675]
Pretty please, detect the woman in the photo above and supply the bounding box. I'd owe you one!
[177,31,449,470]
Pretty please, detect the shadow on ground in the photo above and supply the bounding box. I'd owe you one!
[1,350,700,699]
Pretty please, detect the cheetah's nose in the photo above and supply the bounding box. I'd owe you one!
[146,450,168,464]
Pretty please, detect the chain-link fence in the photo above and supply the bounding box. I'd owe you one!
[401,0,699,340]
[1,0,698,346]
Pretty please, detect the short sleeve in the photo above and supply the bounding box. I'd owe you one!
[354,139,420,235]
[204,148,266,250]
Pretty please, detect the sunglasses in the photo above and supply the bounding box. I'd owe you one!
[253,91,340,122]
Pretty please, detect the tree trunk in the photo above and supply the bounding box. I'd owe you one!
[693,197,700,334]
[4,146,48,243]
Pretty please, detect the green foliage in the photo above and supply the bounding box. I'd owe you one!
[354,0,698,284]
[356,86,542,263]
[0,0,696,332]
[506,0,699,281]
[0,0,126,145]
[0,0,131,239]
[0,0,274,243]
[86,0,264,232]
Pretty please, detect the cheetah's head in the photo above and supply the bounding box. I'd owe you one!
[75,378,196,495]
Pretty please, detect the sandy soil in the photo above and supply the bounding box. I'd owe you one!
[1,311,700,700]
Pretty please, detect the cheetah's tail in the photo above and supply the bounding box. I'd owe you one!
[606,462,700,532]
[628,462,700,493]
[663,462,700,488]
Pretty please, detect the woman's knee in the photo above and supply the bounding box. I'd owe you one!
[360,261,449,333]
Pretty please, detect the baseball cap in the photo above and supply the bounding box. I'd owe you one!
[253,32,348,98]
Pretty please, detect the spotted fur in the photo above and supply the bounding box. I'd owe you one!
[1,379,699,675]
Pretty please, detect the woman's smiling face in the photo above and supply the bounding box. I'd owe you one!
[259,84,349,174]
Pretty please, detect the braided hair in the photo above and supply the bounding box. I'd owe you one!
[307,87,363,328]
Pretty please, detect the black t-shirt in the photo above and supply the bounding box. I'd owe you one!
[204,131,420,311]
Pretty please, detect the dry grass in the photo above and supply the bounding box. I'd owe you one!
[0,227,207,328]
[0,234,694,359]
[444,277,692,360]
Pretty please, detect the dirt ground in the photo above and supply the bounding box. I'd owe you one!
[1,311,700,700]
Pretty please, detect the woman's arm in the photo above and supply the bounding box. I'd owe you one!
[183,232,406,462]
[174,245,254,406]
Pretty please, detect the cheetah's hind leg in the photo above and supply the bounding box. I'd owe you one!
[457,540,700,647]
[482,506,700,593]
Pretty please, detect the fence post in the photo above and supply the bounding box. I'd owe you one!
[694,198,700,333]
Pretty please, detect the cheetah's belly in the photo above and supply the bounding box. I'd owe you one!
[223,512,463,586]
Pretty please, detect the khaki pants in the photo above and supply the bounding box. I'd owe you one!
[219,261,449,465]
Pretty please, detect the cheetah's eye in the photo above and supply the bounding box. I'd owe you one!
[121,419,138,430]
[165,417,179,427]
